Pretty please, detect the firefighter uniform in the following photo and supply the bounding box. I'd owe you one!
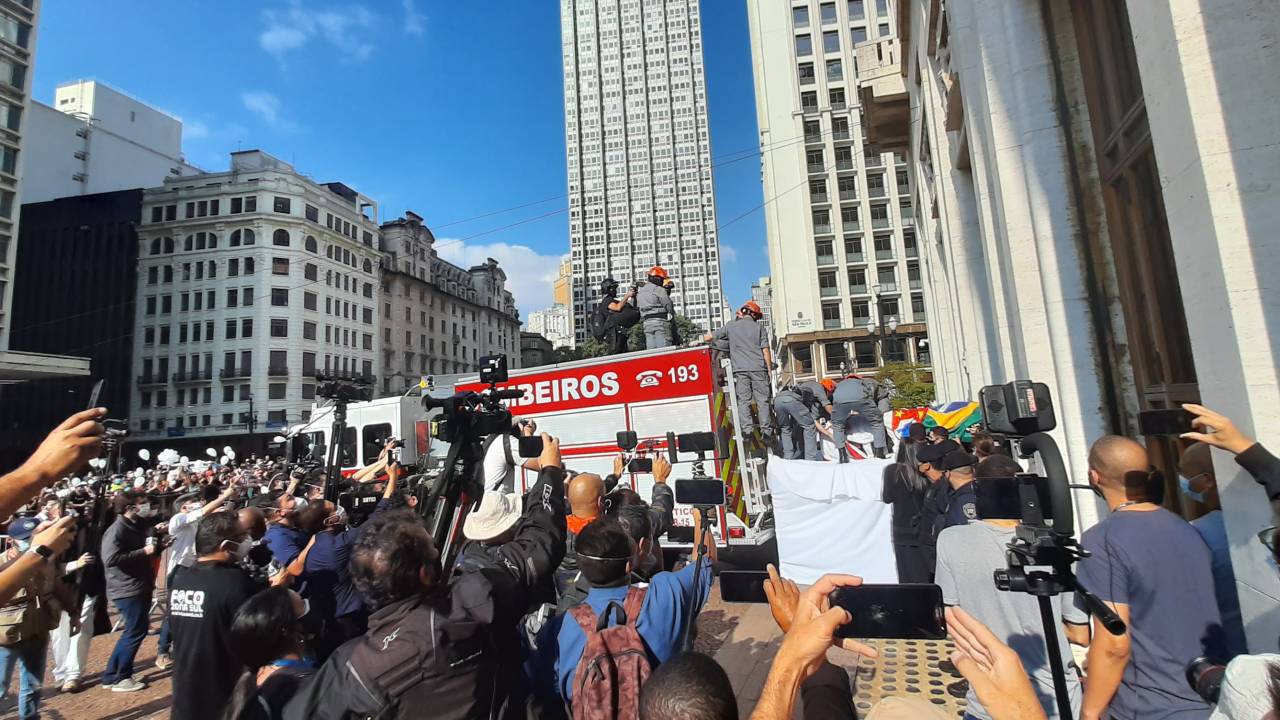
[637,269,675,349]
[713,313,772,436]
[831,376,888,457]
[773,387,818,460]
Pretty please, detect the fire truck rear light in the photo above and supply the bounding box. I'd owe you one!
[728,527,746,539]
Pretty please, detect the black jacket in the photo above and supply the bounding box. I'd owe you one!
[101,514,155,601]
[1238,443,1280,500]
[283,467,567,720]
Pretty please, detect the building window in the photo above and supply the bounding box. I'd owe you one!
[245,257,255,274]
[819,271,839,297]
[303,321,317,340]
[851,26,868,44]
[270,318,288,338]
[798,62,815,85]
[851,299,871,327]
[823,31,840,53]
[801,91,819,114]
[303,292,317,311]
[854,339,875,367]
[793,5,809,28]
[824,341,848,372]
[795,34,812,57]
[305,235,318,253]
[272,229,290,246]
[242,318,253,337]
[305,204,319,222]
[911,293,926,318]
[269,384,287,401]
[273,196,291,214]
[827,59,843,82]
[243,287,254,305]
[272,257,289,275]
[304,263,318,281]
[272,288,288,306]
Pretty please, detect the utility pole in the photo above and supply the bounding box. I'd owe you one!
[248,394,257,433]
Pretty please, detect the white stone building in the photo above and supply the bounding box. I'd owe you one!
[378,212,520,395]
[872,0,1280,648]
[561,0,726,341]
[23,79,202,205]
[749,276,774,340]
[130,150,383,442]
[526,304,574,349]
[746,0,927,381]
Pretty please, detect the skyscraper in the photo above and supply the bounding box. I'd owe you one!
[561,0,725,343]
[747,0,927,380]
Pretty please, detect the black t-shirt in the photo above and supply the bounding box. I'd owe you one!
[238,664,314,720]
[170,562,260,720]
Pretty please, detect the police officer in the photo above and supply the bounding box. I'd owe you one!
[706,301,773,437]
[831,374,889,461]
[772,384,818,460]
[595,278,636,354]
[636,266,675,349]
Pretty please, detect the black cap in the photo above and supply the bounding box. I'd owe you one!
[941,450,978,472]
[907,423,927,442]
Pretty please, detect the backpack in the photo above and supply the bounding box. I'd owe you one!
[614,303,641,329]
[590,301,612,341]
[568,586,651,720]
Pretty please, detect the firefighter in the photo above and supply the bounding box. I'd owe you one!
[773,383,819,460]
[636,266,676,349]
[705,301,774,439]
[831,373,888,460]
[663,278,682,345]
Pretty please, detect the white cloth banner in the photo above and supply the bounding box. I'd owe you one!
[768,457,899,585]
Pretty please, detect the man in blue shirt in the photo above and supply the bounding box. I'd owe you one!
[1075,435,1223,720]
[536,513,715,705]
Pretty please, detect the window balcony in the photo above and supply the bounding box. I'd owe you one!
[816,252,837,266]
[872,217,891,230]
[839,189,858,202]
[852,315,871,328]
[901,215,915,227]
[220,367,249,380]
[875,249,895,260]
[820,285,841,297]
[813,223,833,235]
[811,192,830,204]
[910,279,923,290]
[823,316,843,330]
[897,184,911,195]
[849,284,868,295]
[136,373,168,385]
[835,159,855,172]
[832,129,851,141]
[805,131,823,144]
[172,369,213,383]
[846,251,865,263]
[868,186,887,199]
[801,102,820,115]
[268,365,289,377]
[905,245,918,259]
[830,98,847,111]
[878,282,899,292]
[865,154,883,168]
[807,162,826,174]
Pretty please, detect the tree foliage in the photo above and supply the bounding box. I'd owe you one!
[875,362,935,409]
[626,315,704,351]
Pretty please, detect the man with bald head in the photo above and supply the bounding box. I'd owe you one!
[556,472,606,601]
[1074,435,1225,720]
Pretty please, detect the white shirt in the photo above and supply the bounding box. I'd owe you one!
[166,506,204,574]
[483,434,518,493]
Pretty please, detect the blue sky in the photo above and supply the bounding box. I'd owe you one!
[33,1,768,319]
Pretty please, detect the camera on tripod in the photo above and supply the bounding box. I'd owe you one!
[316,372,374,403]
[426,355,520,444]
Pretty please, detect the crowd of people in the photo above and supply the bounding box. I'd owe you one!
[0,376,1276,719]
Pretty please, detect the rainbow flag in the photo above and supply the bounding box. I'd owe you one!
[923,401,983,441]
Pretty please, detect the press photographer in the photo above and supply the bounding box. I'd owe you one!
[589,276,640,355]
[282,434,567,720]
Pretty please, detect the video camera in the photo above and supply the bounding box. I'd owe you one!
[976,380,1126,719]
[419,354,525,561]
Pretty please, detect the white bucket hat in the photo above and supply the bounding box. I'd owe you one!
[462,491,520,542]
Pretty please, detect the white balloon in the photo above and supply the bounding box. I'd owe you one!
[225,449,237,460]
[206,448,217,458]
[138,449,151,461]
[220,455,229,465]
[179,455,189,465]
[273,435,287,444]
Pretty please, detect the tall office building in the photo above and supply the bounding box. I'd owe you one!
[561,0,725,343]
[746,0,927,381]
[0,0,89,381]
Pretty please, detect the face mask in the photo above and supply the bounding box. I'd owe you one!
[15,539,29,552]
[223,537,253,561]
[300,598,311,618]
[1179,474,1207,503]
[292,497,308,512]
[136,504,156,518]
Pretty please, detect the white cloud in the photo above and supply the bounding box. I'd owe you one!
[259,1,377,66]
[184,120,209,141]
[720,244,739,263]
[435,239,562,320]
[402,0,425,36]
[241,91,283,126]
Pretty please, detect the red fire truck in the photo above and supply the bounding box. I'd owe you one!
[297,345,775,548]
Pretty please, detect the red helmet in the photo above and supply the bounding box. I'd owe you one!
[741,300,763,317]
[820,378,836,393]
[648,265,669,280]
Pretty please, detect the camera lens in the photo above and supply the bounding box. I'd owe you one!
[1185,656,1226,705]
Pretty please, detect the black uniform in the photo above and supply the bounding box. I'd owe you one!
[283,467,568,720]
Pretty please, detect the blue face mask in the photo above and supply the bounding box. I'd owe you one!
[1179,474,1207,503]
